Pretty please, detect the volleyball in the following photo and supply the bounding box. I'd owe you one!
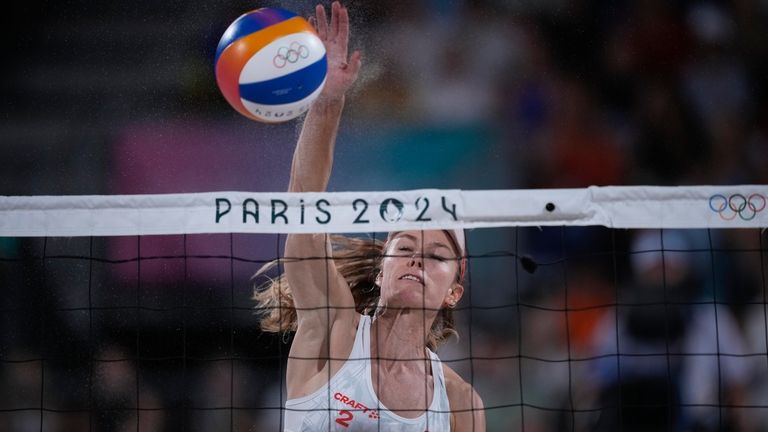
[214,8,327,123]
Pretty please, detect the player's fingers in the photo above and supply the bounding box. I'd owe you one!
[347,50,362,80]
[315,4,328,40]
[337,4,349,56]
[330,1,340,41]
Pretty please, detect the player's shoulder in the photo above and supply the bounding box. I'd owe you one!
[442,364,484,409]
[442,364,468,389]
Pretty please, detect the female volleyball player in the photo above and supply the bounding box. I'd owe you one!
[254,2,486,431]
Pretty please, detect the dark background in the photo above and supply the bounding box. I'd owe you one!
[1,1,767,431]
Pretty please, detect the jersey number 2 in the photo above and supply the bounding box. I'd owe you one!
[335,410,353,428]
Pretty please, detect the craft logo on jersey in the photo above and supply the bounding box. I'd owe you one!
[333,391,432,431]
[273,42,310,68]
[709,193,766,221]
[333,392,379,428]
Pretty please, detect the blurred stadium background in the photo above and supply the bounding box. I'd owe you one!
[1,0,767,431]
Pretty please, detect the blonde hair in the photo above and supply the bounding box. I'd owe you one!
[253,235,458,350]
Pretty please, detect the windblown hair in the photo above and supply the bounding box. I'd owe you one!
[253,235,458,350]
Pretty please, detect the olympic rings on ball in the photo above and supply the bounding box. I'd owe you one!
[709,193,766,221]
[273,42,310,68]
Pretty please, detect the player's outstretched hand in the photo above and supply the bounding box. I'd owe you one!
[310,1,362,101]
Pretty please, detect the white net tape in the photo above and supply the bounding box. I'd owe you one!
[2,186,766,237]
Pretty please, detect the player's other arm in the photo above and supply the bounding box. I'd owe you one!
[444,365,487,432]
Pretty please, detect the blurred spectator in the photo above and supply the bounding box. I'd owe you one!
[742,301,768,430]
[681,3,753,185]
[609,0,691,80]
[359,1,521,126]
[535,75,628,188]
[590,230,751,432]
[723,229,768,430]
[631,78,709,184]
[189,361,270,432]
[0,350,49,432]
[93,344,165,432]
[683,3,750,130]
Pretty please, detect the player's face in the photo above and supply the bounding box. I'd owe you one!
[377,230,461,311]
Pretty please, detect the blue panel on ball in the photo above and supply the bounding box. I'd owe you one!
[215,8,298,64]
[239,57,327,105]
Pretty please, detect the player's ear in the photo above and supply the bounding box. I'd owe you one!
[445,284,464,308]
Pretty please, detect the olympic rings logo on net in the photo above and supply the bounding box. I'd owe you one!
[273,42,310,68]
[708,193,766,221]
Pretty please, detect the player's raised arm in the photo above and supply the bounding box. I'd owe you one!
[287,2,361,194]
[282,2,362,387]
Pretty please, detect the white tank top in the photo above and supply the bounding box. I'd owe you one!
[284,315,452,431]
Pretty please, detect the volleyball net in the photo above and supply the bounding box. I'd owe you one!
[1,186,766,431]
